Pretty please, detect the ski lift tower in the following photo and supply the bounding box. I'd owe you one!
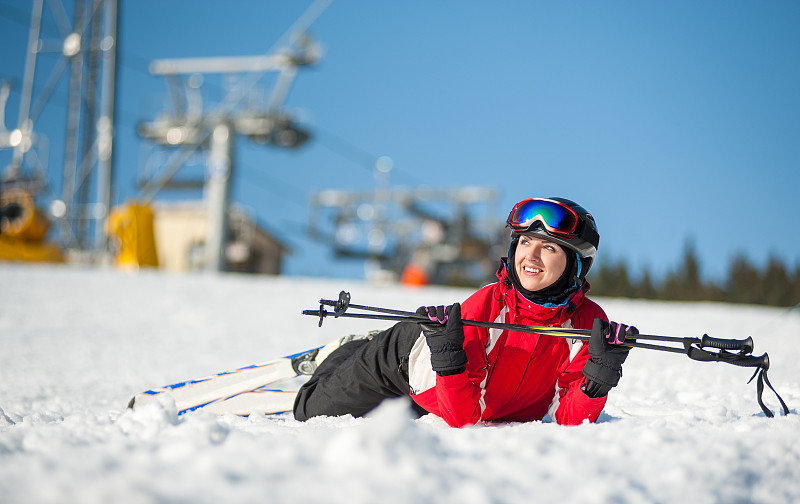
[1,0,119,255]
[310,184,502,286]
[137,1,329,271]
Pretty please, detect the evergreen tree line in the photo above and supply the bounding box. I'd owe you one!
[588,243,800,307]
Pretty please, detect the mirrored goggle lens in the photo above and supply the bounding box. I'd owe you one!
[507,199,579,235]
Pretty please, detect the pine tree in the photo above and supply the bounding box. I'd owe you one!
[726,254,762,305]
[634,268,658,299]
[761,254,792,306]
[611,261,635,298]
[788,261,800,308]
[681,240,704,301]
[660,240,704,301]
[589,259,634,298]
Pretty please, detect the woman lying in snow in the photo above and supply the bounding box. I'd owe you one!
[294,197,638,427]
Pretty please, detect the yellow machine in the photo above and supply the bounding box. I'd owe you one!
[0,188,64,263]
[0,190,160,269]
[106,202,159,269]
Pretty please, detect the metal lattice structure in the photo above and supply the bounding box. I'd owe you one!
[309,184,503,286]
[136,0,330,271]
[1,0,119,254]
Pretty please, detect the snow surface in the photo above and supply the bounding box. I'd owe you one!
[1,264,799,504]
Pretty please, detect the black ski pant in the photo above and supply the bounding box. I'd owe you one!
[293,322,429,420]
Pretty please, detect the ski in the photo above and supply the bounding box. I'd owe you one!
[127,348,316,416]
[127,333,376,416]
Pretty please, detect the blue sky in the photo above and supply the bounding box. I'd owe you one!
[1,1,799,283]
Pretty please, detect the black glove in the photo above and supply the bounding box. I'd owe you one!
[582,318,637,398]
[416,303,468,376]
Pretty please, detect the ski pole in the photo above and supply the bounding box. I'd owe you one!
[311,291,755,353]
[302,291,790,418]
[302,305,753,355]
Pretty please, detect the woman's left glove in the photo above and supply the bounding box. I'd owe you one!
[416,303,468,376]
[582,318,637,397]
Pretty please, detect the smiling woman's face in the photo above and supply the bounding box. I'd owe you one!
[513,234,568,292]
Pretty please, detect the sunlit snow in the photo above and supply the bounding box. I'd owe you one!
[1,264,798,503]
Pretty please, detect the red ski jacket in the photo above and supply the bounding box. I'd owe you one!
[408,268,608,427]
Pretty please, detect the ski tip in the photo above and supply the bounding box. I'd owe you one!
[127,396,136,410]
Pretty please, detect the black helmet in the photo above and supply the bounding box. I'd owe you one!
[505,197,599,279]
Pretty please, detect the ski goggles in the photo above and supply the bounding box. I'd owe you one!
[506,198,579,237]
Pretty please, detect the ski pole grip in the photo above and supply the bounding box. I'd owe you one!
[700,334,754,353]
[727,352,769,369]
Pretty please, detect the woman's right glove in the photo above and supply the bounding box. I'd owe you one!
[416,303,468,376]
[582,318,637,398]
